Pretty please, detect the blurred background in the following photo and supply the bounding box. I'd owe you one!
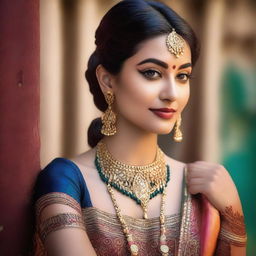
[40,0,256,254]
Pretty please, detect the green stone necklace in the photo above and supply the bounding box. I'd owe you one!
[95,140,170,219]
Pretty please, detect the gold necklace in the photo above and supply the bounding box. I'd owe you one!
[94,140,170,255]
[95,140,170,219]
[106,184,169,256]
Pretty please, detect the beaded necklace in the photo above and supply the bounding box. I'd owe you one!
[95,140,171,255]
[95,140,170,219]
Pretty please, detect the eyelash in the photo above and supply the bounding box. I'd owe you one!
[139,69,162,80]
[139,69,193,82]
[177,73,193,82]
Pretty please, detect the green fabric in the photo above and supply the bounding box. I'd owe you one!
[220,63,256,255]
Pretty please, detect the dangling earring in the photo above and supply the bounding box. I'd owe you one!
[173,114,183,142]
[101,91,117,136]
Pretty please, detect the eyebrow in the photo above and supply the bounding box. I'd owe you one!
[136,58,192,70]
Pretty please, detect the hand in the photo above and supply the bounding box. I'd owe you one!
[186,161,242,213]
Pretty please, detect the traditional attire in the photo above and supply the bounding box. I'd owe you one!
[32,157,240,255]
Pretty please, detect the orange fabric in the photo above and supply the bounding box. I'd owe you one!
[200,194,221,256]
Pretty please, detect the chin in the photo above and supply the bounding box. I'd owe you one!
[158,123,176,134]
[148,125,175,135]
[157,129,173,135]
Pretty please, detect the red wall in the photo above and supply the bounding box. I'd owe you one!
[0,0,40,255]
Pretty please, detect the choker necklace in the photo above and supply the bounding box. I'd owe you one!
[95,140,170,219]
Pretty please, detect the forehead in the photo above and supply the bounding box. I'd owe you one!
[129,34,191,67]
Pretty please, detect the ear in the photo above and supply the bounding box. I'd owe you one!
[95,64,114,95]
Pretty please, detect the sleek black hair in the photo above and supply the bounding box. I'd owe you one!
[85,0,200,148]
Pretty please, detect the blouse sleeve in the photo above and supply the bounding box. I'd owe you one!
[32,157,91,220]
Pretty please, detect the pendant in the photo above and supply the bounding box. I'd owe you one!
[132,173,150,219]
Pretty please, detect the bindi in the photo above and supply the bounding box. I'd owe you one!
[172,65,176,69]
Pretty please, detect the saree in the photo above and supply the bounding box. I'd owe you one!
[32,157,231,256]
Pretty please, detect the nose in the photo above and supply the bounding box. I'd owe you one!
[160,77,178,102]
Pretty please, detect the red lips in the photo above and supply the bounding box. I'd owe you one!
[149,108,177,119]
[149,108,176,112]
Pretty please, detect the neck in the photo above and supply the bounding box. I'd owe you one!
[101,119,159,166]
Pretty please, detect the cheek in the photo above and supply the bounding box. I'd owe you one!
[178,85,190,112]
[115,83,155,119]
[114,74,157,114]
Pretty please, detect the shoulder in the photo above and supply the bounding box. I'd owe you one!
[70,147,96,169]
[164,154,186,173]
[33,157,85,203]
[37,157,84,185]
[70,147,106,184]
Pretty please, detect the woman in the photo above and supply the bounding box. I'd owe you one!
[32,0,247,255]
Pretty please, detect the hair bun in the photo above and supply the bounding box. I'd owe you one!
[87,117,104,148]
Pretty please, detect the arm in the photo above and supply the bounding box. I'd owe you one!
[37,203,97,256]
[186,161,247,256]
[215,204,247,256]
[33,158,97,256]
[214,241,246,256]
[230,246,246,256]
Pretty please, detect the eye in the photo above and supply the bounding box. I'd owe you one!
[176,73,192,82]
[138,69,162,80]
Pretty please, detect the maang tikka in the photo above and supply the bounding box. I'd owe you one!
[166,28,185,58]
[173,114,183,142]
[101,91,117,136]
[166,28,184,142]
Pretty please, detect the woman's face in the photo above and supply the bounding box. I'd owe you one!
[112,34,192,134]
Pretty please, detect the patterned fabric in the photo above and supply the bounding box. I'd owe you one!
[82,207,181,256]
[39,212,86,243]
[33,192,201,256]
[33,157,92,208]
[32,157,239,256]
[35,192,82,220]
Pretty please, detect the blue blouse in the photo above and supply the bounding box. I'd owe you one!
[33,157,93,208]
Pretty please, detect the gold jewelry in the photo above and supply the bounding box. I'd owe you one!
[101,91,117,136]
[166,28,185,58]
[173,114,183,142]
[106,183,169,256]
[95,140,170,219]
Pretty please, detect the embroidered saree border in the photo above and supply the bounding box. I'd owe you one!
[177,166,200,256]
[82,207,181,240]
[82,207,181,255]
[39,213,86,243]
[177,188,194,255]
[35,192,82,222]
[34,192,85,246]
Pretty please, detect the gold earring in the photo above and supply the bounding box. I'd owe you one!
[173,114,183,142]
[101,91,117,136]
